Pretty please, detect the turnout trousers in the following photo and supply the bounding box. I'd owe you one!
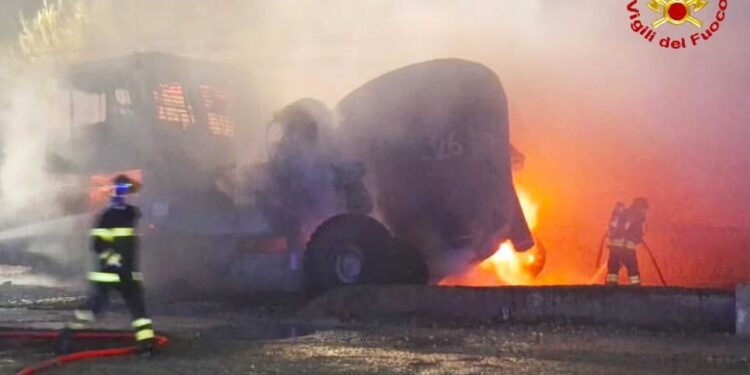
[606,246,641,285]
[67,269,154,348]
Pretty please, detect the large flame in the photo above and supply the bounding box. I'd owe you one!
[440,186,540,286]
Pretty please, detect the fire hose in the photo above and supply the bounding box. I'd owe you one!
[0,329,169,375]
[595,234,667,286]
[641,241,667,286]
[595,234,607,269]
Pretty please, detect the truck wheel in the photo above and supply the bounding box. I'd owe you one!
[304,214,392,292]
[335,244,366,284]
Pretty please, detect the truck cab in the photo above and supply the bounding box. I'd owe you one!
[48,52,239,215]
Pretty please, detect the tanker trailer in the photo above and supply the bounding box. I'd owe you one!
[333,58,534,279]
[300,59,533,288]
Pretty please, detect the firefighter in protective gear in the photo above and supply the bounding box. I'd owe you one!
[605,197,649,286]
[57,175,154,353]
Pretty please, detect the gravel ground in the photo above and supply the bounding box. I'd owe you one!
[1,285,749,374]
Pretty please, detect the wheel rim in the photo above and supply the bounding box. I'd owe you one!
[334,244,364,284]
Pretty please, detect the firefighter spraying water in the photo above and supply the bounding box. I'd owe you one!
[56,175,155,354]
[600,197,665,286]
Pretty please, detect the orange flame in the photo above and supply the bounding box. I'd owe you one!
[89,170,143,209]
[440,186,541,286]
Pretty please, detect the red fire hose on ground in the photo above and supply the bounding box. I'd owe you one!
[0,329,169,375]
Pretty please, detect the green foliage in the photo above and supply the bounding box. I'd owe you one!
[14,0,91,63]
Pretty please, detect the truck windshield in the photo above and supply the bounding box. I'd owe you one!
[47,88,106,130]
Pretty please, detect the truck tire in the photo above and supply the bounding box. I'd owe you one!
[304,214,392,292]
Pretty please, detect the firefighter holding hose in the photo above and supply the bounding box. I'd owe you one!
[57,175,155,354]
[605,197,649,286]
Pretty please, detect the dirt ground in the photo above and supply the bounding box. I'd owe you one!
[1,285,749,375]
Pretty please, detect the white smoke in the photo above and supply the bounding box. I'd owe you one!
[0,59,89,285]
[0,69,63,222]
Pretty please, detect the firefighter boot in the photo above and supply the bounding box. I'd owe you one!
[137,338,157,357]
[133,318,157,356]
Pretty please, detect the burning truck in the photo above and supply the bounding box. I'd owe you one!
[39,52,537,292]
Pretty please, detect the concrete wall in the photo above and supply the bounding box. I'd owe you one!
[305,285,736,332]
[737,284,750,336]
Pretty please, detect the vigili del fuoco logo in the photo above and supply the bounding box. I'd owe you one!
[627,0,728,49]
